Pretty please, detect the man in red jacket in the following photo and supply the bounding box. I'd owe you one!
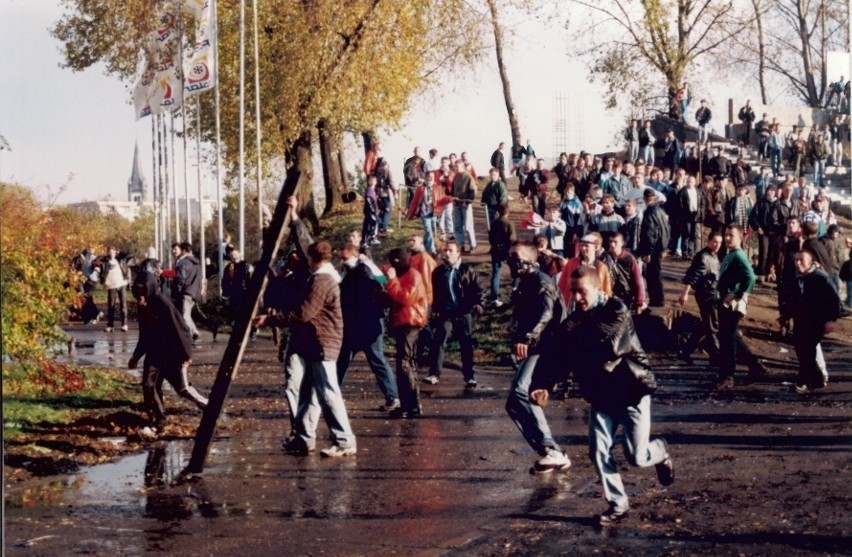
[385,248,429,418]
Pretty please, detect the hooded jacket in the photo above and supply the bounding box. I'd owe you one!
[174,253,202,302]
[131,271,192,370]
[288,262,343,361]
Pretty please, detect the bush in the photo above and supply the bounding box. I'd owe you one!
[0,185,89,369]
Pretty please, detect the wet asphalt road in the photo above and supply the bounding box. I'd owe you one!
[5,256,852,555]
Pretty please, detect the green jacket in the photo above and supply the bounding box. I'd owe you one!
[717,247,755,300]
[481,180,508,207]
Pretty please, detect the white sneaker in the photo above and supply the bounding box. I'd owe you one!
[422,375,440,385]
[320,445,356,458]
[120,325,129,332]
[534,448,571,473]
[104,327,113,333]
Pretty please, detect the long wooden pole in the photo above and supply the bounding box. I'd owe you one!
[253,0,263,251]
[186,170,301,474]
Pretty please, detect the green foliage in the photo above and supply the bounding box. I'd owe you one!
[3,364,138,439]
[0,185,81,366]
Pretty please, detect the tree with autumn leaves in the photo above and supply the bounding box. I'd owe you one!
[53,0,487,231]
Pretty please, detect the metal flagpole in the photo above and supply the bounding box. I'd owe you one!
[151,116,160,259]
[213,0,225,295]
[252,0,263,249]
[238,0,246,257]
[157,114,167,263]
[196,98,207,298]
[161,114,173,258]
[170,112,181,244]
[183,109,192,245]
[180,5,192,246]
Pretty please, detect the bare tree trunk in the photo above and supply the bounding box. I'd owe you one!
[284,130,320,231]
[751,0,768,104]
[317,118,342,217]
[795,0,820,106]
[486,0,521,151]
[337,140,350,191]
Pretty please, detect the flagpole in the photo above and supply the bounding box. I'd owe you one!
[238,0,246,257]
[196,97,207,299]
[170,112,181,244]
[151,116,160,259]
[213,0,225,295]
[252,0,263,249]
[157,114,167,263]
[180,5,192,246]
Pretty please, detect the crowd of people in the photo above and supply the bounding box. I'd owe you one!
[70,104,847,525]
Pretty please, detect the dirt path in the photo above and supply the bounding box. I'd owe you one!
[4,176,851,556]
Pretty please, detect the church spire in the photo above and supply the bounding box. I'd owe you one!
[127,143,147,203]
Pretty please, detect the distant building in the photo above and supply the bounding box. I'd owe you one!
[127,143,147,203]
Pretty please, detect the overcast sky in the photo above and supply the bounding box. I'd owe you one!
[0,0,629,205]
[3,1,844,207]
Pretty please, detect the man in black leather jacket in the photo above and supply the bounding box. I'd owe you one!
[424,241,483,388]
[678,231,722,365]
[504,242,569,474]
[538,266,673,525]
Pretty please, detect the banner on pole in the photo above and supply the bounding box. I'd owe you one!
[183,0,217,97]
[131,2,186,118]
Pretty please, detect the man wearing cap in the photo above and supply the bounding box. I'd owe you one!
[738,100,756,148]
[695,99,712,145]
[637,189,670,307]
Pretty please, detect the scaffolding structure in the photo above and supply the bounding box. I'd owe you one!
[552,91,585,161]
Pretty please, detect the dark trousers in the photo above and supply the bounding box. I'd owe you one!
[393,326,422,412]
[106,287,127,327]
[794,329,826,388]
[142,363,207,426]
[429,313,475,380]
[756,233,772,276]
[534,193,546,217]
[679,219,700,257]
[683,297,719,364]
[718,305,740,379]
[646,253,664,306]
[717,305,761,380]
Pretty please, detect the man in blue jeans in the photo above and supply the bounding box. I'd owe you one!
[540,266,673,525]
[504,242,568,474]
[336,243,399,411]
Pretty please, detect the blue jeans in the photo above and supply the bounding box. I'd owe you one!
[629,141,639,163]
[490,258,504,301]
[284,351,320,440]
[294,357,356,450]
[770,147,782,176]
[698,124,708,145]
[337,328,399,405]
[486,205,499,226]
[453,203,476,248]
[505,354,560,455]
[718,304,743,379]
[589,396,668,511]
[421,215,436,253]
[846,280,852,307]
[813,159,826,187]
[642,145,654,166]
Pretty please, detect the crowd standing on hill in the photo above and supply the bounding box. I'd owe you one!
[70,101,848,525]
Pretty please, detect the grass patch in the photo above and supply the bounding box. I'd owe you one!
[3,364,138,439]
